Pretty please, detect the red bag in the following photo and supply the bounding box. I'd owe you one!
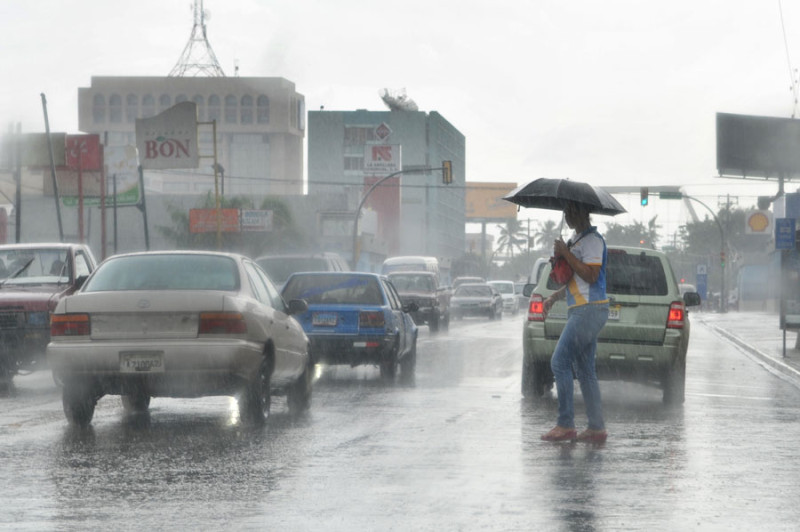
[549,256,573,286]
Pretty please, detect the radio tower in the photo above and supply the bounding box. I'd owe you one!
[169,0,225,77]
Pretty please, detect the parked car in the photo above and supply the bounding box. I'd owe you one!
[387,271,450,332]
[281,272,418,381]
[47,251,311,426]
[450,283,503,320]
[452,276,486,290]
[0,242,97,388]
[255,252,350,289]
[521,246,701,404]
[488,280,519,315]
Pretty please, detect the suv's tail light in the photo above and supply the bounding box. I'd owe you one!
[528,294,545,322]
[666,301,686,329]
[359,311,385,328]
[199,312,247,334]
[51,314,90,336]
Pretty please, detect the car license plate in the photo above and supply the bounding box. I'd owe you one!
[312,312,337,326]
[608,306,621,321]
[120,351,165,373]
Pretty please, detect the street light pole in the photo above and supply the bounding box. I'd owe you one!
[351,166,445,269]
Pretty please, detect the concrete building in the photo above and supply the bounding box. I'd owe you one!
[307,108,465,269]
[77,76,305,196]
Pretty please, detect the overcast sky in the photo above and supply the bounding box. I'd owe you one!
[2,0,799,236]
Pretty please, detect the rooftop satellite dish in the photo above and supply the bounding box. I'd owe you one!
[380,88,418,111]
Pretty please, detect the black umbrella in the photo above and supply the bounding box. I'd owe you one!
[502,178,626,216]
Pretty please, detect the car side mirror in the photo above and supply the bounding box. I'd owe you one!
[287,299,309,315]
[404,301,419,313]
[74,274,89,290]
[522,283,535,297]
[683,292,701,307]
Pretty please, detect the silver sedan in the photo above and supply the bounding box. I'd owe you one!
[47,250,311,426]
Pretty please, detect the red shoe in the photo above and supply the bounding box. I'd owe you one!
[541,426,577,442]
[576,429,607,443]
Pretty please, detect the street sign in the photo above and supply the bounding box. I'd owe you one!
[775,218,796,250]
[696,272,708,301]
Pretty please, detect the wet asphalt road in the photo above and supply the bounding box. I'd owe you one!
[2,313,800,531]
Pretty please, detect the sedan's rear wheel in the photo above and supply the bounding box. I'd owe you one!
[287,360,313,414]
[399,341,417,384]
[380,346,398,381]
[240,357,271,423]
[62,380,97,427]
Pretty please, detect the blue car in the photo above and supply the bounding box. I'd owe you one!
[281,272,418,381]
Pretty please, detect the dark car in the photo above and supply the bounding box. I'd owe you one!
[450,283,503,320]
[281,272,418,381]
[387,271,449,332]
[0,242,97,387]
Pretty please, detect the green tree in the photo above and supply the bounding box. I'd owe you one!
[495,219,527,258]
[602,216,660,248]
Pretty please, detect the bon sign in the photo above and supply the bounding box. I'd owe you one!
[135,102,199,170]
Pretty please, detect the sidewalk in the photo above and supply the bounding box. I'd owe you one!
[694,310,800,387]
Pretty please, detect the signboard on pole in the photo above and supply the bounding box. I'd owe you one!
[189,208,240,233]
[241,210,273,232]
[135,102,199,170]
[66,134,101,171]
[775,218,796,250]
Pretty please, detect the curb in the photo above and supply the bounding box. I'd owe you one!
[705,323,800,388]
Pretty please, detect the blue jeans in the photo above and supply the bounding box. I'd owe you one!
[550,303,608,430]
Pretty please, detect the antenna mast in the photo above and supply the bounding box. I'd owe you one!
[169,0,225,77]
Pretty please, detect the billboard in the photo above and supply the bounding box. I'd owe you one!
[717,112,800,179]
[135,102,199,170]
[465,182,518,221]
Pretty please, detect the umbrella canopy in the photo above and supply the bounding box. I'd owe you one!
[502,178,626,216]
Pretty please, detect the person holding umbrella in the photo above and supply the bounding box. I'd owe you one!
[540,199,609,443]
[503,178,624,443]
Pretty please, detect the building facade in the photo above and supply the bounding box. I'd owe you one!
[307,109,465,267]
[77,76,305,196]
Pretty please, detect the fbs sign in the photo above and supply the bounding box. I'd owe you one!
[135,102,199,170]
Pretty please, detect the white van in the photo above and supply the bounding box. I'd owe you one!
[381,256,440,283]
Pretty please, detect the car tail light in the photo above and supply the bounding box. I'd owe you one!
[528,294,545,322]
[199,312,247,334]
[359,311,385,328]
[51,314,90,336]
[666,301,686,329]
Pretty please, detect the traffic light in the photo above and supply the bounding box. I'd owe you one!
[640,187,649,206]
[442,160,453,184]
[720,251,726,268]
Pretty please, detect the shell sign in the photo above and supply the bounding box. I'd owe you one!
[746,210,773,234]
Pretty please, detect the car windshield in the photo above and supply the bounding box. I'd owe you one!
[490,282,514,294]
[283,274,383,305]
[455,285,491,297]
[0,248,69,284]
[389,274,435,292]
[84,254,239,292]
[256,257,328,285]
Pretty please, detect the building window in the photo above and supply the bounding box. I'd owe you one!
[343,126,377,145]
[241,95,253,124]
[142,94,156,118]
[92,94,105,123]
[344,156,364,171]
[125,94,138,123]
[225,95,237,124]
[257,95,269,124]
[193,94,205,121]
[159,94,171,112]
[109,94,122,123]
[208,94,221,122]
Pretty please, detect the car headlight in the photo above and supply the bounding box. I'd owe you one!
[26,311,49,327]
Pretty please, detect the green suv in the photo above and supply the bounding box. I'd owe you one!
[521,246,701,404]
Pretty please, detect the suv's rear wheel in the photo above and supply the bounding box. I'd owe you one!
[121,389,151,413]
[662,359,686,405]
[521,355,551,398]
[429,314,440,333]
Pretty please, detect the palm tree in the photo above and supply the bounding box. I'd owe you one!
[534,219,562,252]
[496,219,527,258]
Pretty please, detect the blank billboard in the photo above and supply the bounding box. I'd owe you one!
[717,112,800,179]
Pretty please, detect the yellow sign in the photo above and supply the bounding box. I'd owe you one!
[465,182,518,220]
